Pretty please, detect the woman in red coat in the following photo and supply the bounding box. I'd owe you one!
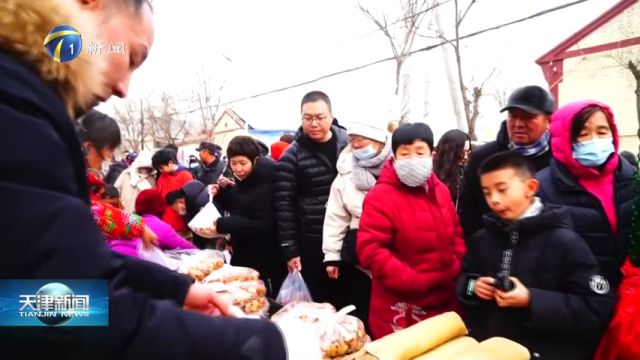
[357,123,466,339]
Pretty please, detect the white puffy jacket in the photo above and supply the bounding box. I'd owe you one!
[322,146,368,262]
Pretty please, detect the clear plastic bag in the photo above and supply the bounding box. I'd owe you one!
[201,265,260,284]
[277,317,324,360]
[276,270,313,305]
[178,249,226,282]
[317,306,369,358]
[207,280,269,318]
[137,244,180,271]
[187,193,222,238]
[271,301,336,324]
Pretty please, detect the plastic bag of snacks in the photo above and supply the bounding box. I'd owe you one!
[317,306,369,358]
[277,316,324,360]
[178,249,225,282]
[202,265,260,284]
[212,281,269,317]
[271,301,336,324]
[187,193,222,239]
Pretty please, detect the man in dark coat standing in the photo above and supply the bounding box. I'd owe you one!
[275,91,348,306]
[458,85,556,239]
[194,141,227,186]
[0,0,286,359]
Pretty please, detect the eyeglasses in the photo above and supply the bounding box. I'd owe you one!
[348,136,372,146]
[302,115,329,123]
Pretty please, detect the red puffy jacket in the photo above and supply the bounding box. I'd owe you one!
[157,167,193,232]
[595,257,640,359]
[357,158,465,339]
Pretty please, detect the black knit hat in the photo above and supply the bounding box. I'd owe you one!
[392,123,434,154]
[501,85,555,115]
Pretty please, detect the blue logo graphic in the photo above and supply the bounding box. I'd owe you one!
[43,25,83,63]
[0,280,108,327]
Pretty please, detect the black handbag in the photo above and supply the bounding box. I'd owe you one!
[340,229,359,266]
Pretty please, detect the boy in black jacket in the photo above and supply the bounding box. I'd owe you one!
[458,151,615,359]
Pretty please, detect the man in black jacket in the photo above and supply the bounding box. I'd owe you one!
[0,0,286,359]
[275,91,348,305]
[458,85,556,239]
[195,141,226,186]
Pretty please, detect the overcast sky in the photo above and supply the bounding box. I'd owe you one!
[98,0,619,141]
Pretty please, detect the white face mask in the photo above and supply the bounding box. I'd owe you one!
[393,157,433,187]
[353,144,378,161]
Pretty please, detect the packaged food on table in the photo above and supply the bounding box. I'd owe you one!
[202,265,260,284]
[214,281,269,317]
[271,301,337,324]
[178,249,225,281]
[318,313,369,359]
[236,279,267,297]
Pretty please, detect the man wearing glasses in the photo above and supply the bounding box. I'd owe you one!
[275,91,348,307]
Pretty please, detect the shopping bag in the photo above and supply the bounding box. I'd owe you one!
[188,192,222,239]
[137,243,179,271]
[276,270,313,305]
[317,305,369,358]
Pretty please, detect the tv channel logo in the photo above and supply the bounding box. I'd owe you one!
[0,280,108,327]
[44,25,83,63]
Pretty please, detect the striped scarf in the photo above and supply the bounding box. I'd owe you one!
[509,130,550,157]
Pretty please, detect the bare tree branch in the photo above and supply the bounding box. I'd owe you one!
[114,99,145,152]
[457,0,476,26]
[358,0,434,122]
[145,92,188,147]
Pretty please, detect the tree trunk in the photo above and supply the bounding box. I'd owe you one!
[434,0,466,131]
[468,87,482,141]
[395,61,402,96]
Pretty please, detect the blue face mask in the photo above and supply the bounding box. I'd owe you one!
[572,137,614,167]
[353,144,378,161]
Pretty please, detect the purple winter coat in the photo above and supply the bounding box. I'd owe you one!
[110,215,196,258]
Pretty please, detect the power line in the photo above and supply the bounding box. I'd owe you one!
[220,0,591,107]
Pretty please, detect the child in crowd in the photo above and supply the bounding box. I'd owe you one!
[458,151,614,359]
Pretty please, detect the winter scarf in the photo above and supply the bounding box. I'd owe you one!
[352,141,392,191]
[509,130,551,157]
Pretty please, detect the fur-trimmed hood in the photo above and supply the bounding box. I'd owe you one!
[0,0,105,118]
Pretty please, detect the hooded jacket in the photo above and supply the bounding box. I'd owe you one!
[323,146,364,263]
[322,144,391,263]
[458,121,552,239]
[0,1,286,358]
[357,159,465,339]
[459,204,615,359]
[537,100,635,289]
[114,150,156,213]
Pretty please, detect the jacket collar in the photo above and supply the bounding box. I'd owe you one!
[483,203,572,237]
[236,156,276,190]
[550,156,636,192]
[495,120,510,149]
[0,0,106,118]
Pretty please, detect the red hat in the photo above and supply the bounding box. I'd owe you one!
[135,189,167,218]
[270,141,290,161]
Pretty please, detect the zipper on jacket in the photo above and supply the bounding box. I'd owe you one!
[499,231,519,279]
